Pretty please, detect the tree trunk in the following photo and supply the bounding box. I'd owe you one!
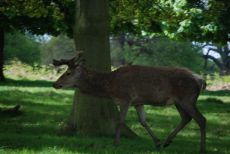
[222,44,230,75]
[0,29,5,81]
[66,0,136,137]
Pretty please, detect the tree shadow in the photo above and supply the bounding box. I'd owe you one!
[0,81,229,153]
[198,99,230,113]
[202,90,230,97]
[0,124,228,154]
[0,78,54,88]
[0,89,73,104]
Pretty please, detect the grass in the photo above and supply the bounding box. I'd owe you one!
[0,79,230,154]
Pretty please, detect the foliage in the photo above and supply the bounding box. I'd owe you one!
[5,32,41,64]
[1,0,228,42]
[4,59,65,81]
[0,79,230,154]
[109,0,163,35]
[0,0,74,35]
[42,35,204,73]
[109,0,230,44]
[41,35,76,65]
[109,0,230,77]
[124,37,203,73]
[0,0,75,81]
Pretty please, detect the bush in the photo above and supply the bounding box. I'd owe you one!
[124,37,204,73]
[5,32,41,64]
[4,59,66,81]
[41,35,76,65]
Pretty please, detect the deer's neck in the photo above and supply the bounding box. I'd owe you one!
[79,69,111,98]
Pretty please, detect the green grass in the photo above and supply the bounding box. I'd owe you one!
[0,79,230,154]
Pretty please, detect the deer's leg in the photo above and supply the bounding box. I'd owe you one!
[135,105,161,148]
[163,104,192,148]
[114,102,130,146]
[181,103,206,154]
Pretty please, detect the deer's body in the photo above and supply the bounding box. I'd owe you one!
[53,54,207,154]
[76,65,204,106]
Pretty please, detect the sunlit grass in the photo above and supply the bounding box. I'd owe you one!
[0,79,230,154]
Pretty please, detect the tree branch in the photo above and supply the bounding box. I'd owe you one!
[202,55,223,70]
[201,43,214,48]
[206,47,221,54]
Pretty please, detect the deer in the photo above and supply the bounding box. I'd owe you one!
[53,52,207,154]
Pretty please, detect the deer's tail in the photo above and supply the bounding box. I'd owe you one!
[197,78,206,91]
[192,73,206,91]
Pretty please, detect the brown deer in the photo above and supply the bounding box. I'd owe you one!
[53,52,206,153]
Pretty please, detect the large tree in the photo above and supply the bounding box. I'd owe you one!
[64,0,134,136]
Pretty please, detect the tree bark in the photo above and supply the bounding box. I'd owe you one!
[0,29,5,81]
[66,0,136,137]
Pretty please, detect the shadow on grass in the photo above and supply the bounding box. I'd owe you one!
[0,103,218,154]
[202,90,230,97]
[0,78,54,88]
[0,80,229,154]
[0,103,229,154]
[0,125,228,154]
[0,89,73,104]
[198,100,230,113]
[0,134,209,154]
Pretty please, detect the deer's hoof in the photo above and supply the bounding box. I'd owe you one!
[163,140,172,148]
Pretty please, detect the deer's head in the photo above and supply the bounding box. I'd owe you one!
[53,51,85,89]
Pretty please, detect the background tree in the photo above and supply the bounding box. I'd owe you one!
[203,44,230,75]
[124,37,203,73]
[5,32,41,64]
[0,0,74,81]
[110,0,230,75]
[41,35,75,65]
[110,36,203,72]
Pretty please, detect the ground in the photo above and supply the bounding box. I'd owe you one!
[0,78,230,154]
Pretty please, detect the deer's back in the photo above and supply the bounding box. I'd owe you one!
[109,65,200,105]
